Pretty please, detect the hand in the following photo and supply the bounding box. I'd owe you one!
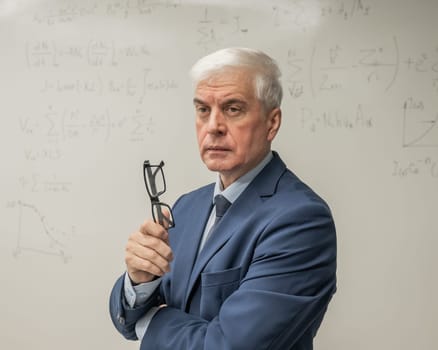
[125,219,173,284]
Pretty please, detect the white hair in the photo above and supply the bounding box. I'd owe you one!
[190,47,283,111]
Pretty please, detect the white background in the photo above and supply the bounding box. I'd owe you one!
[0,0,437,349]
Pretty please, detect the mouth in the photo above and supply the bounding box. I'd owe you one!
[208,146,228,150]
[205,146,231,153]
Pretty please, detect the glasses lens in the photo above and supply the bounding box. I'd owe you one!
[144,165,165,197]
[152,202,175,228]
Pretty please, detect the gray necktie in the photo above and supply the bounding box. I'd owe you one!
[213,194,231,226]
[198,194,231,254]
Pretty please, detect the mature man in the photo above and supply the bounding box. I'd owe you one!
[110,47,337,350]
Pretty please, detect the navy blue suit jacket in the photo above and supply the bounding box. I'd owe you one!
[110,152,336,349]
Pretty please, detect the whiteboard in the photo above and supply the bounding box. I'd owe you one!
[1,1,437,349]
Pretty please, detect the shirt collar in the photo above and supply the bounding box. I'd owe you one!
[213,151,273,204]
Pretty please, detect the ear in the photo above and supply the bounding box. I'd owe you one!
[266,107,281,142]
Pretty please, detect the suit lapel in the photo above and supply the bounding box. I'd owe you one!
[171,186,213,307]
[183,152,287,308]
[193,187,260,265]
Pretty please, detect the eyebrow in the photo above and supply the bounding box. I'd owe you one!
[192,97,247,106]
[221,98,247,106]
[193,97,206,105]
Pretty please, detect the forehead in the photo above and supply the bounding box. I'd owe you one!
[195,68,256,100]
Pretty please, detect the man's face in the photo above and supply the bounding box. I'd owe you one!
[193,68,281,188]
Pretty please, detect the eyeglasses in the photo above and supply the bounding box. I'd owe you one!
[143,160,175,228]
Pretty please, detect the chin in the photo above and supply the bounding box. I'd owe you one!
[203,157,229,172]
[203,160,222,172]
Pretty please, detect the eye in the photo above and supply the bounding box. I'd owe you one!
[224,104,243,117]
[195,104,210,117]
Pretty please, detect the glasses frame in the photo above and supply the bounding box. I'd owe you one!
[143,160,175,228]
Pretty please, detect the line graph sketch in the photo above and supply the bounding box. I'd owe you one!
[402,97,438,148]
[12,200,73,262]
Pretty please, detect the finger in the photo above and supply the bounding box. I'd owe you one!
[126,239,172,275]
[126,252,168,277]
[128,236,173,269]
[130,230,173,261]
[139,219,169,241]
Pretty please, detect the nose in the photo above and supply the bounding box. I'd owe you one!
[206,108,226,135]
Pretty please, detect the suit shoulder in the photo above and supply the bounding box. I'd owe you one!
[173,182,214,206]
[274,169,333,215]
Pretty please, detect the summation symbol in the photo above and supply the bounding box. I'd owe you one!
[12,201,73,262]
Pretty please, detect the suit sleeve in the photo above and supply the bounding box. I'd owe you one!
[140,201,337,350]
[109,274,163,340]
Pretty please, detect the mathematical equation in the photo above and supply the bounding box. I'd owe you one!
[19,105,155,145]
[271,0,372,29]
[284,36,400,100]
[287,40,438,99]
[319,0,371,20]
[195,7,248,53]
[404,47,438,93]
[300,104,373,132]
[32,0,182,25]
[18,173,73,193]
[30,0,372,31]
[26,40,151,68]
[392,157,438,179]
[39,70,178,102]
